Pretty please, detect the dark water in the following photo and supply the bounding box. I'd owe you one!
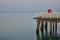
[0,13,60,40]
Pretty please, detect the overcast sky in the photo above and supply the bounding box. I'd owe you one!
[0,0,60,12]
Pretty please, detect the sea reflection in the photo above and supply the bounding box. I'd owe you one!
[36,29,58,40]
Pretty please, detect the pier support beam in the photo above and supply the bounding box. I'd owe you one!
[40,21,44,40]
[36,19,40,33]
[53,22,54,35]
[40,21,44,34]
[45,22,48,34]
[55,22,57,35]
[50,21,53,36]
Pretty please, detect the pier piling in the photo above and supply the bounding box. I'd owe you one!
[53,22,54,35]
[36,19,40,33]
[55,22,57,35]
[50,21,53,36]
[40,21,44,33]
[45,22,48,34]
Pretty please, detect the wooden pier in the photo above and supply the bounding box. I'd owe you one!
[33,12,60,36]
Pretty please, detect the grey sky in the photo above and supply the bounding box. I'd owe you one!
[0,0,60,12]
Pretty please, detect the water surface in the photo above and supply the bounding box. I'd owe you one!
[0,13,60,40]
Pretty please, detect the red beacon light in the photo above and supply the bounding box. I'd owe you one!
[48,9,52,14]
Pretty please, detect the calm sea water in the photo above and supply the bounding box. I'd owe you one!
[0,13,60,40]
